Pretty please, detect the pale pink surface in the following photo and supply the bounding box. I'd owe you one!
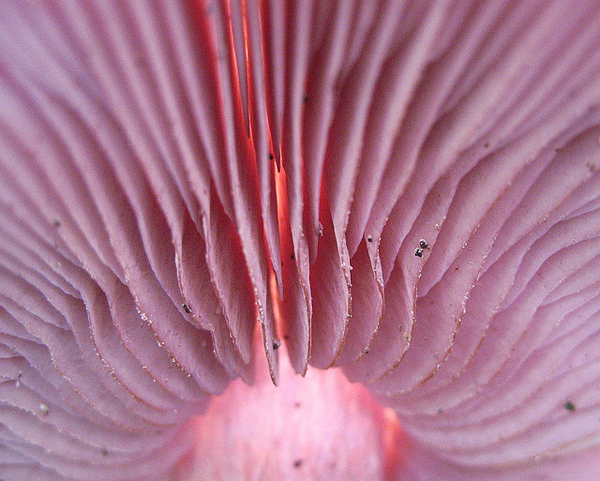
[1,1,600,480]
[172,342,406,481]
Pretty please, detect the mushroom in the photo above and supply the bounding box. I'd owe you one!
[1,1,600,480]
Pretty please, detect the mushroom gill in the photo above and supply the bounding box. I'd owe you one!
[1,1,600,480]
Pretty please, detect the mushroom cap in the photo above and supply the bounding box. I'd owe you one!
[1,1,600,480]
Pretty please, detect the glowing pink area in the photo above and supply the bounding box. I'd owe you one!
[172,343,406,481]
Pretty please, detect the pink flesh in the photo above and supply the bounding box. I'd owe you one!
[172,341,406,481]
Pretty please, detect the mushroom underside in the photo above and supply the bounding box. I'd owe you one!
[1,1,600,480]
